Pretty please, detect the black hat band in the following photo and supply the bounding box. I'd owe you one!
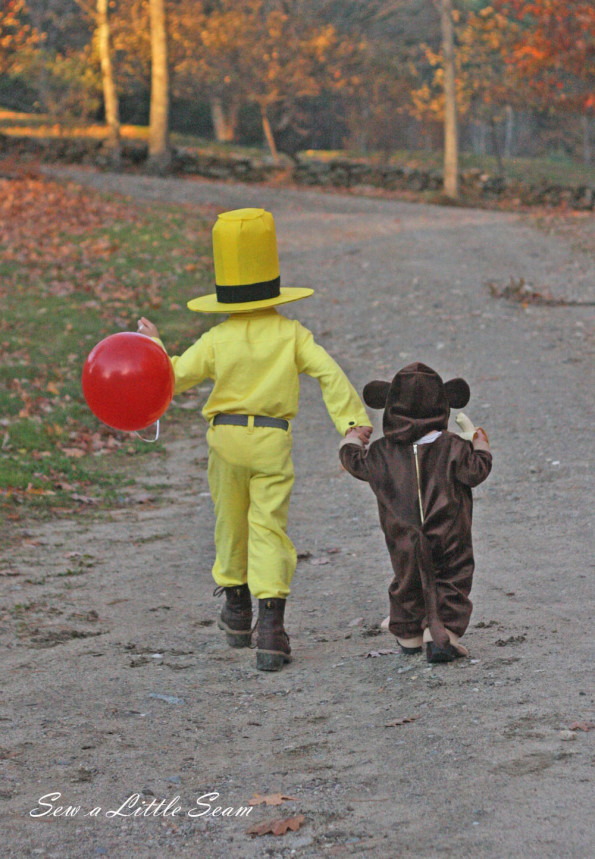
[215,276,280,305]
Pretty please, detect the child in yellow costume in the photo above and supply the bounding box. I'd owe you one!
[138,208,372,671]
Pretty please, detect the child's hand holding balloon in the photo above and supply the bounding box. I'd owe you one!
[137,317,160,338]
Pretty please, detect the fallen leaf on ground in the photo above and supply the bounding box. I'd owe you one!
[62,447,86,458]
[366,648,399,658]
[130,492,156,504]
[559,730,577,742]
[248,793,298,807]
[495,635,526,646]
[24,486,55,496]
[568,721,594,732]
[385,716,419,727]
[247,814,305,836]
[309,557,330,566]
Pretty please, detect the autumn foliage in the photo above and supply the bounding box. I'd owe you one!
[1,2,594,165]
[0,0,40,75]
[496,0,595,111]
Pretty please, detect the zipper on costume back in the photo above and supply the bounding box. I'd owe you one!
[412,443,425,525]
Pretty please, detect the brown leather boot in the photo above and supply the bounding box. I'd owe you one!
[215,585,252,648]
[256,598,291,671]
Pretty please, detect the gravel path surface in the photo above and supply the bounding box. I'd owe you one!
[3,168,594,858]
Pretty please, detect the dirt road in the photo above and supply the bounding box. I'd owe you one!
[2,170,594,858]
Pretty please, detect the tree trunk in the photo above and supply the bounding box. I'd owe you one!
[260,105,279,162]
[148,0,171,173]
[358,101,371,154]
[97,0,121,165]
[471,119,487,155]
[210,97,238,143]
[582,114,592,166]
[480,120,487,155]
[440,0,459,199]
[490,115,504,176]
[504,104,514,159]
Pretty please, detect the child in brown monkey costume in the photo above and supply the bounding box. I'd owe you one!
[339,362,492,663]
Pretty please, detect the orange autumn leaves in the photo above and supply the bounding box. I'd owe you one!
[0,167,138,300]
[411,2,594,126]
[496,1,595,111]
[246,792,304,838]
[0,0,41,77]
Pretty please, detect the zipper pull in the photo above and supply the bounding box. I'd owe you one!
[413,443,425,525]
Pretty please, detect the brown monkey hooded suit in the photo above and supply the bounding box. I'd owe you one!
[340,363,492,645]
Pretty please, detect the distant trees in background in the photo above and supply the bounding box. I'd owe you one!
[1,0,593,167]
[495,0,595,165]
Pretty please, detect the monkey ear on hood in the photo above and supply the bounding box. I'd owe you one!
[363,380,391,410]
[444,378,470,409]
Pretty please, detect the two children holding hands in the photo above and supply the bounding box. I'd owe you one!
[139,207,490,671]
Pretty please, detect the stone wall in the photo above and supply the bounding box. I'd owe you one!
[1,132,592,210]
[290,158,594,210]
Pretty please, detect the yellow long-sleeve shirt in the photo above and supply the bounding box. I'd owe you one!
[156,307,370,435]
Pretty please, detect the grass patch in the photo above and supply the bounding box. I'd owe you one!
[0,164,214,532]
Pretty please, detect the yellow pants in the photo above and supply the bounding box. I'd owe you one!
[206,422,297,599]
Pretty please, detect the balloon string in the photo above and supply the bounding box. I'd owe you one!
[134,420,160,443]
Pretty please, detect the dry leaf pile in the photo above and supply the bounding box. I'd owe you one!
[567,721,594,732]
[487,276,595,307]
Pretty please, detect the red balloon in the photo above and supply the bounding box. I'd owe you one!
[82,333,174,431]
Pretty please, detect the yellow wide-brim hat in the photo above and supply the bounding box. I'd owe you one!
[187,208,314,313]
